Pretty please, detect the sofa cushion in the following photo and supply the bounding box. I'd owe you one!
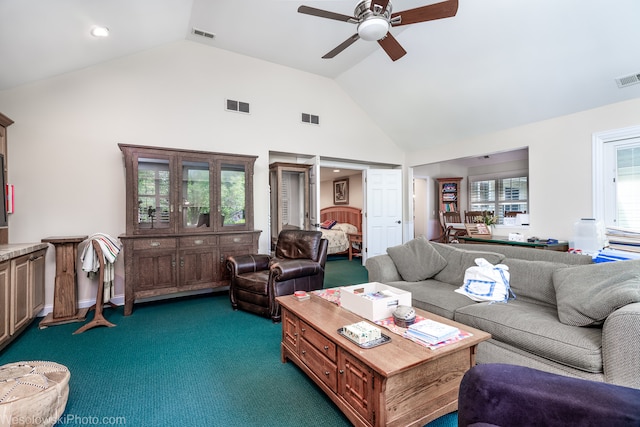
[455,300,603,373]
[431,243,505,286]
[553,259,640,326]
[386,279,475,319]
[503,259,568,307]
[386,237,447,282]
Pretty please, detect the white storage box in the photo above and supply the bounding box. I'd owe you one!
[340,282,412,321]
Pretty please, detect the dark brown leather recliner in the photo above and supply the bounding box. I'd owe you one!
[227,230,328,322]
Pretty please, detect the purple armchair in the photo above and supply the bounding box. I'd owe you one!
[458,364,640,427]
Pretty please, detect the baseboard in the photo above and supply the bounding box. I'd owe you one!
[37,288,227,317]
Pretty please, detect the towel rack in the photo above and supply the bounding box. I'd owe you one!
[74,240,117,334]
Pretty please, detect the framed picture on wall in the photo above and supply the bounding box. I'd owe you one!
[333,179,349,205]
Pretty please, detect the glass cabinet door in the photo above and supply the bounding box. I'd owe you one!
[137,157,172,231]
[180,159,211,230]
[219,162,248,229]
[121,144,256,235]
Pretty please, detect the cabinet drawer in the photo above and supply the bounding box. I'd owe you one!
[300,320,336,362]
[179,236,217,248]
[219,233,254,245]
[299,338,337,393]
[133,238,177,250]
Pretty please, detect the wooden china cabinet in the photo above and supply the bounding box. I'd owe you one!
[119,144,260,315]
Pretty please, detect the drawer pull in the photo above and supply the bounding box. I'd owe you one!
[339,370,344,375]
[150,241,160,247]
[324,371,330,376]
[301,328,306,333]
[323,345,329,351]
[194,239,204,245]
[301,350,306,355]
[294,332,298,336]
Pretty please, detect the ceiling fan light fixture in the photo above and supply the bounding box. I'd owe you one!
[357,17,389,41]
[90,26,109,37]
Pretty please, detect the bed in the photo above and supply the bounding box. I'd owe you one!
[319,206,362,255]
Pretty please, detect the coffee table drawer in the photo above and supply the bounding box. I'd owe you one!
[300,320,337,362]
[299,338,337,393]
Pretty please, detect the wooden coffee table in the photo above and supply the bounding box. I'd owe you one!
[277,294,490,427]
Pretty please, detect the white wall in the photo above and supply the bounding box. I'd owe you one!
[0,41,404,311]
[408,97,640,241]
[319,173,363,209]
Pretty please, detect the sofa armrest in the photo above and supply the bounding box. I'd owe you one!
[271,259,321,281]
[226,254,271,275]
[365,254,402,283]
[602,302,640,389]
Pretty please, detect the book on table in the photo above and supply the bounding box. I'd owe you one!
[405,319,460,344]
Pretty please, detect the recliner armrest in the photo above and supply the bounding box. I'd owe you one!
[271,259,321,281]
[227,254,271,275]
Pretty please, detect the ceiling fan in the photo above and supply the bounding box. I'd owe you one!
[297,0,458,61]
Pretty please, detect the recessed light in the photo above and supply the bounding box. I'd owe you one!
[333,169,340,173]
[91,26,109,37]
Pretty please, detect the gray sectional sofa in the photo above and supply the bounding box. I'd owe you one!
[365,237,640,389]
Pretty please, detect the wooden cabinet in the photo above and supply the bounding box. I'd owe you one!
[436,177,462,213]
[30,249,46,316]
[0,248,47,350]
[269,162,311,248]
[119,144,260,315]
[0,261,9,345]
[11,254,31,334]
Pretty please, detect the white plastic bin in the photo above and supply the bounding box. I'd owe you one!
[572,218,605,254]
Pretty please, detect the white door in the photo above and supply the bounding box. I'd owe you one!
[363,169,403,263]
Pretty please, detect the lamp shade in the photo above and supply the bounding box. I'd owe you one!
[358,17,389,41]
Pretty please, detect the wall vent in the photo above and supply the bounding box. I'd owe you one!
[192,27,215,40]
[301,113,320,125]
[615,73,640,88]
[226,99,250,114]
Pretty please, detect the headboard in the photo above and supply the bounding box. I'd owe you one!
[320,206,362,232]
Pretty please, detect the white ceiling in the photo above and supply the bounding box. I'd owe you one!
[1,0,639,151]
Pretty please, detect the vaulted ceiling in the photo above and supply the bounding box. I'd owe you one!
[1,0,639,151]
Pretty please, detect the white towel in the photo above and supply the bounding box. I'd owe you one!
[81,233,122,303]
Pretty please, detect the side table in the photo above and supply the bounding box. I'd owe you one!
[347,232,362,261]
[39,235,89,328]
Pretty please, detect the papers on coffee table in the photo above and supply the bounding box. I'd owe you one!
[405,319,460,345]
[375,315,472,350]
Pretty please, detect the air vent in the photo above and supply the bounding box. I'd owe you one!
[192,27,215,40]
[615,73,640,88]
[226,99,250,114]
[301,113,320,125]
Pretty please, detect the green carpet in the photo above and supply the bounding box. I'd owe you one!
[0,259,456,427]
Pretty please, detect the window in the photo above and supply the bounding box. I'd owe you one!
[469,173,528,224]
[601,136,640,230]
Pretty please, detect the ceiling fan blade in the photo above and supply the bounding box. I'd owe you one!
[391,0,459,27]
[378,33,407,61]
[322,34,360,59]
[298,5,357,23]
[369,0,390,12]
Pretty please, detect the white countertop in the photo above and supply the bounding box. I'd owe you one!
[0,243,49,262]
